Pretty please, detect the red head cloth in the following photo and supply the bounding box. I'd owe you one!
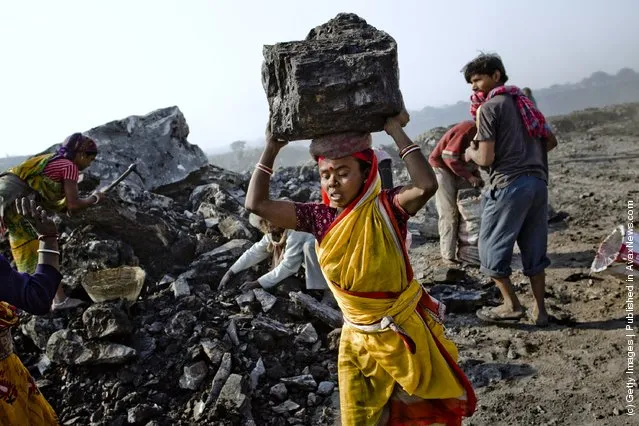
[309,132,372,161]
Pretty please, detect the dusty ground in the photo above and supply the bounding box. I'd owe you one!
[406,106,639,426]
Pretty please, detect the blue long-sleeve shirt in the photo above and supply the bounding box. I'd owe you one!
[0,255,61,315]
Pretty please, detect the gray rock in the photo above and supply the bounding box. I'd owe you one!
[272,400,300,414]
[170,276,191,298]
[46,329,136,366]
[428,285,488,313]
[269,383,288,401]
[281,374,317,391]
[251,317,293,337]
[235,291,256,308]
[249,358,266,391]
[165,311,197,338]
[79,106,208,191]
[113,181,174,210]
[262,13,402,140]
[196,201,218,219]
[215,374,248,413]
[130,331,156,360]
[36,354,52,375]
[127,403,162,424]
[200,339,229,366]
[182,240,253,284]
[179,361,208,390]
[20,316,65,351]
[193,400,206,421]
[317,381,335,396]
[226,319,240,346]
[307,393,318,407]
[204,218,220,228]
[218,216,253,240]
[253,288,278,312]
[207,353,233,406]
[327,328,342,351]
[482,366,503,384]
[295,323,318,344]
[82,303,133,339]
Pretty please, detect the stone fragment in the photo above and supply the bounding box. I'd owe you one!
[262,13,402,140]
[179,361,209,390]
[82,303,133,339]
[295,323,318,344]
[253,288,278,312]
[280,374,317,391]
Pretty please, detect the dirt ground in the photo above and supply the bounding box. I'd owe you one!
[404,107,639,426]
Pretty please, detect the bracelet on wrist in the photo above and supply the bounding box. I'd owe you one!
[256,163,274,176]
[400,145,421,160]
[38,234,59,241]
[37,249,61,256]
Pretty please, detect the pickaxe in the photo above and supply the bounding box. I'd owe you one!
[99,163,145,193]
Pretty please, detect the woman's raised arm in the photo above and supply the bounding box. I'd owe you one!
[245,130,298,230]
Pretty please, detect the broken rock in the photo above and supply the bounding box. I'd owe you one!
[46,329,136,366]
[179,361,208,390]
[269,383,288,401]
[215,374,248,414]
[218,216,254,240]
[82,303,133,339]
[127,404,162,424]
[20,316,65,351]
[295,323,319,344]
[281,374,317,391]
[272,400,300,414]
[262,13,402,140]
[80,106,208,191]
[317,381,335,396]
[253,288,278,312]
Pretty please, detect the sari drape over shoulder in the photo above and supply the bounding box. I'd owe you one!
[314,157,476,425]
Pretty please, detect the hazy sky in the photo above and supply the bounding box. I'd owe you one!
[1,0,638,156]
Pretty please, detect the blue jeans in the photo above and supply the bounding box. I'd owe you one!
[479,175,551,278]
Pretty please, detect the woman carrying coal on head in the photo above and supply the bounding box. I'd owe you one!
[0,198,62,424]
[0,132,101,310]
[245,110,476,425]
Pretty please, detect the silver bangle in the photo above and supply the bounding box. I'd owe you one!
[37,249,61,256]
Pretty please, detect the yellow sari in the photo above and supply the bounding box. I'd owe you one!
[1,154,67,273]
[317,161,476,425]
[0,302,58,425]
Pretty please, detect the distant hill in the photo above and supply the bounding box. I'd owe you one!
[209,143,313,173]
[0,156,28,172]
[375,67,639,144]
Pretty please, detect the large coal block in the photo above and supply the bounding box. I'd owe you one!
[262,13,403,141]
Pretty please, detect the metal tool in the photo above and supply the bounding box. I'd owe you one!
[99,163,144,193]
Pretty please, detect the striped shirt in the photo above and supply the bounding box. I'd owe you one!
[42,159,79,182]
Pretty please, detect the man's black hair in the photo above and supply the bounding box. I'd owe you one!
[462,53,509,84]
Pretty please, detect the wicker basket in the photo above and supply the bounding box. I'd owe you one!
[82,266,146,303]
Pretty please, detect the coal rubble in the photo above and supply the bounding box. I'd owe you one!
[0,107,489,425]
[2,156,342,425]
